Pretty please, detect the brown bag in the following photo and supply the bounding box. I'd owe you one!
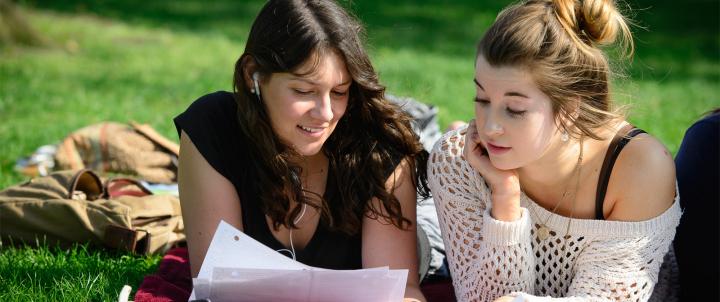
[54,121,180,184]
[0,169,184,254]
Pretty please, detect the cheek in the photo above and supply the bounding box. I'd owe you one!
[266,94,306,128]
[474,104,483,120]
[332,99,349,121]
[515,115,556,154]
[474,104,488,132]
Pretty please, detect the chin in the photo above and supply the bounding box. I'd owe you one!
[488,157,522,171]
[294,142,325,156]
[297,148,322,156]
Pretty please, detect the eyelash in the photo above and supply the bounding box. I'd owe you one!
[293,89,312,95]
[293,89,348,97]
[474,98,527,118]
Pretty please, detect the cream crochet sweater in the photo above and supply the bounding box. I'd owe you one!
[428,129,681,302]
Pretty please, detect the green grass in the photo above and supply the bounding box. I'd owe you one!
[0,242,160,301]
[0,0,718,300]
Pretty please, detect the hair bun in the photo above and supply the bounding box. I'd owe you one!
[552,0,633,54]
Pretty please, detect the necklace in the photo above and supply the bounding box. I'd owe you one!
[531,137,584,241]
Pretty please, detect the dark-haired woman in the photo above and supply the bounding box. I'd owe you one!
[175,0,428,301]
[428,0,680,301]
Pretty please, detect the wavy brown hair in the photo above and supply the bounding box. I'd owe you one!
[232,0,429,235]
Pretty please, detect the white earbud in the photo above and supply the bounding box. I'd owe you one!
[251,72,261,100]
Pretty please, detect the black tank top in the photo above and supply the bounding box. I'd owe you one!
[174,91,364,269]
[594,124,647,220]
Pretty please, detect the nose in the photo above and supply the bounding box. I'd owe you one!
[310,93,334,122]
[481,113,503,137]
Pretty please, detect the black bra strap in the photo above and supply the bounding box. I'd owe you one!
[595,124,647,220]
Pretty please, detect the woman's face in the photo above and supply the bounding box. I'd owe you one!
[473,55,562,170]
[258,51,351,156]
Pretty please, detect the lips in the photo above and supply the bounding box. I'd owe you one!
[297,125,323,133]
[486,142,511,155]
[296,124,326,138]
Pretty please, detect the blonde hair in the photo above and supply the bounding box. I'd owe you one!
[478,0,633,140]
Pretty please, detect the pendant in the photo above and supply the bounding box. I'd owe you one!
[537,225,551,240]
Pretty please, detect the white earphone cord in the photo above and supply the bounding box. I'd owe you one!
[276,202,307,261]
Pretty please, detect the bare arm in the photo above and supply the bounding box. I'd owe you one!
[178,130,244,277]
[362,159,426,302]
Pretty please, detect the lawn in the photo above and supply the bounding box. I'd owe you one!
[1,0,718,300]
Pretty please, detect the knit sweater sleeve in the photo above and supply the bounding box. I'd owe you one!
[428,129,536,301]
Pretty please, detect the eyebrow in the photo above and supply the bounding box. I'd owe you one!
[290,76,352,86]
[473,78,530,99]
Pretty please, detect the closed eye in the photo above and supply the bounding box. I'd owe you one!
[293,89,313,95]
[332,90,348,97]
[507,108,526,117]
[476,97,525,117]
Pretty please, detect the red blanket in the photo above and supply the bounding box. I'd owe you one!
[134,247,455,302]
[134,247,192,302]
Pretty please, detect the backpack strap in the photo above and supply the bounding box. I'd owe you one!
[595,124,647,220]
[130,121,180,157]
[104,225,150,254]
[59,136,85,170]
[104,178,153,198]
[67,169,104,201]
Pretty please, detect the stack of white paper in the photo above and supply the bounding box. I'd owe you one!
[190,221,408,302]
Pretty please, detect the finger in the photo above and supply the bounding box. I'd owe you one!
[464,136,491,177]
[463,120,481,158]
[463,127,474,160]
[469,119,484,145]
[471,147,494,175]
[466,119,475,135]
[464,119,475,142]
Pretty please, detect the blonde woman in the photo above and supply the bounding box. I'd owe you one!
[428,0,680,301]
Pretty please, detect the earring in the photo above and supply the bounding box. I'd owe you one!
[561,130,569,142]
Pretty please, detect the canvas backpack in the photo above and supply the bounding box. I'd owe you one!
[53,121,180,184]
[0,169,184,254]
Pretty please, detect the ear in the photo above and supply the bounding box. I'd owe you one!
[240,55,259,92]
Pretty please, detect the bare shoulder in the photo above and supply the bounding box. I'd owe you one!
[385,156,414,191]
[606,132,676,221]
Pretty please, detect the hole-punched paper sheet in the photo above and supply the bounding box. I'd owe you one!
[190,220,408,302]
